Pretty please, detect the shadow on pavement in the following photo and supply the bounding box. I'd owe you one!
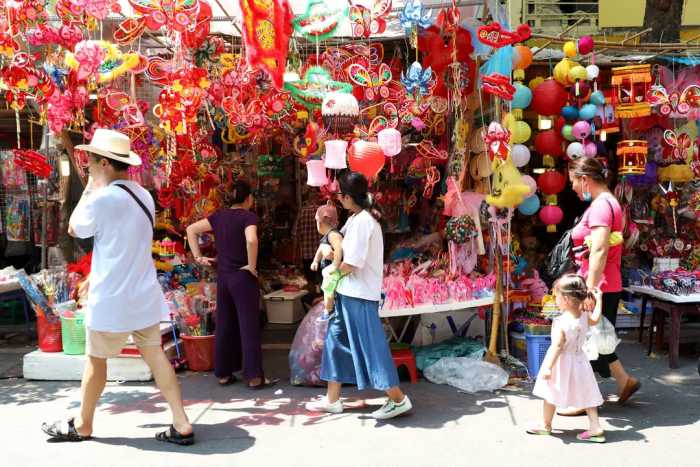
[88,421,255,455]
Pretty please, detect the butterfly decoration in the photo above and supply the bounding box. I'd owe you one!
[347,62,392,101]
[349,0,392,38]
[222,92,269,132]
[663,130,692,165]
[648,84,700,118]
[648,65,700,120]
[399,0,432,31]
[400,61,434,96]
[354,102,398,139]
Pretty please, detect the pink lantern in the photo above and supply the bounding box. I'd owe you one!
[324,139,348,169]
[539,205,564,233]
[377,128,402,157]
[572,120,591,140]
[522,175,538,196]
[584,141,597,157]
[306,159,328,187]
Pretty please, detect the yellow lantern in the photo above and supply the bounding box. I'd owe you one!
[511,121,532,144]
[563,41,577,58]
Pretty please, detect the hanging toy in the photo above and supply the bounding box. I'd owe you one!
[658,181,680,235]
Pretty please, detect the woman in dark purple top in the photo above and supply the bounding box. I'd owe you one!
[187,180,275,389]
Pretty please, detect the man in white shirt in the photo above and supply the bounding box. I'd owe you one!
[41,129,194,445]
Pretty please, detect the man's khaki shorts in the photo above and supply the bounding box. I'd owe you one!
[86,323,161,358]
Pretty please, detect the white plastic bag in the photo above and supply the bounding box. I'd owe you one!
[423,357,509,393]
[592,316,621,355]
[584,316,620,358]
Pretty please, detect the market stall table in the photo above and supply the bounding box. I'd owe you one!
[627,286,700,369]
[379,296,495,343]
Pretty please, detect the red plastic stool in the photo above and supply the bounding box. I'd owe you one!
[391,348,418,383]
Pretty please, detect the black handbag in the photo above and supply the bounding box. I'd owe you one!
[545,198,616,281]
[544,221,578,280]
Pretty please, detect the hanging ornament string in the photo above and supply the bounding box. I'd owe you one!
[15,109,21,150]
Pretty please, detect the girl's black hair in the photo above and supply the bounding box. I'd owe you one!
[338,171,382,221]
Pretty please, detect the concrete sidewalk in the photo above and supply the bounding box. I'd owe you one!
[1,338,699,467]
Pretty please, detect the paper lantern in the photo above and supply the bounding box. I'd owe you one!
[579,104,598,121]
[586,64,600,80]
[511,144,531,167]
[562,125,575,141]
[512,45,533,70]
[512,83,533,109]
[563,41,577,58]
[584,142,597,158]
[377,128,402,157]
[323,139,348,169]
[531,79,568,116]
[535,130,565,157]
[572,121,591,140]
[470,152,492,179]
[561,106,579,121]
[590,90,606,106]
[538,170,566,195]
[568,65,588,83]
[511,121,532,144]
[322,91,359,135]
[567,142,585,159]
[348,140,385,180]
[540,205,564,232]
[611,64,652,118]
[616,140,648,175]
[518,195,540,215]
[528,76,544,90]
[306,159,328,186]
[554,58,574,85]
[522,175,538,196]
[578,36,595,55]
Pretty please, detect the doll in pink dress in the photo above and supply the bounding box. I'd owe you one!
[529,274,606,443]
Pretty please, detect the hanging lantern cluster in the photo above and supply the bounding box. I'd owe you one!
[537,170,567,232]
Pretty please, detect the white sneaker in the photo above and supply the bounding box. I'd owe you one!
[371,396,412,420]
[305,397,343,414]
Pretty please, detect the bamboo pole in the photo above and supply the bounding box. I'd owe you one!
[485,246,503,365]
[531,18,586,58]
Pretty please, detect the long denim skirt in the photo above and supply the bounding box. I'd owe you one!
[320,293,400,391]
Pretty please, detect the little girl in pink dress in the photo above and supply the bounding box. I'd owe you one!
[529,274,606,443]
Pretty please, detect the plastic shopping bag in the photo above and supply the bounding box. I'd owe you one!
[423,357,509,393]
[584,316,620,359]
[289,302,329,386]
[592,316,621,355]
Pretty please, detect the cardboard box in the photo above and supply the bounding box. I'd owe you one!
[263,290,308,324]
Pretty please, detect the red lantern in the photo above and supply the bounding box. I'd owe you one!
[531,79,568,116]
[348,140,385,180]
[540,205,564,233]
[537,170,566,195]
[534,130,565,157]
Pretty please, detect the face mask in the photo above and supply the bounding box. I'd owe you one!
[583,191,592,202]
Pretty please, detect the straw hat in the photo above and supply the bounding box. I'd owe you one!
[75,129,141,166]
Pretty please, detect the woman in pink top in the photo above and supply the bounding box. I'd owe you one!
[567,157,640,407]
